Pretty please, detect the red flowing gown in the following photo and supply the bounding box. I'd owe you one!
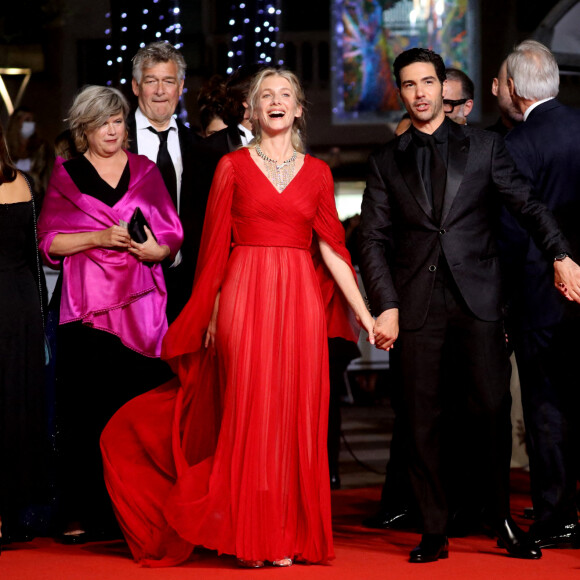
[101,148,359,567]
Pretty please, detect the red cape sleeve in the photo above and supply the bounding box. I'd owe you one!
[161,155,235,364]
[311,161,360,343]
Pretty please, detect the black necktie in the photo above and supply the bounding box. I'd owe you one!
[148,127,177,208]
[414,131,447,223]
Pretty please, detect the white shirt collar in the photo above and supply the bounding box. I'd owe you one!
[135,107,178,132]
[523,97,555,122]
[237,123,254,147]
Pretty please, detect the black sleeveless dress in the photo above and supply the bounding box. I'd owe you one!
[0,197,48,532]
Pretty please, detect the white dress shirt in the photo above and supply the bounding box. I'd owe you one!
[134,107,183,266]
[134,108,183,213]
[238,123,254,147]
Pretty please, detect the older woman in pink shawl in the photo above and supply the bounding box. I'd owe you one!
[37,85,182,545]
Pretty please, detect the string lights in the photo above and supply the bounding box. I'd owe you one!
[227,0,284,74]
[104,0,183,88]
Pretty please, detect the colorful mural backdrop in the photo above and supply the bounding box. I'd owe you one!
[332,0,476,123]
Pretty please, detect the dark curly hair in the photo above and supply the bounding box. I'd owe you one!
[222,64,264,127]
[197,75,227,134]
[393,48,446,89]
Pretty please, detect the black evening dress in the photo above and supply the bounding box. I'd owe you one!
[54,156,172,537]
[0,192,48,535]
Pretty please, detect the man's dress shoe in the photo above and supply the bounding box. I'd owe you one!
[529,521,579,549]
[493,517,542,559]
[362,507,417,530]
[409,534,449,563]
[55,531,88,545]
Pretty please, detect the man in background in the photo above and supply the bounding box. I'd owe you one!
[443,68,474,125]
[488,59,523,136]
[502,39,580,550]
[128,41,202,322]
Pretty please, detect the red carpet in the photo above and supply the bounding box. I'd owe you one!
[2,470,579,579]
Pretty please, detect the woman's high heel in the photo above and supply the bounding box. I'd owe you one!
[237,558,265,568]
[272,557,293,567]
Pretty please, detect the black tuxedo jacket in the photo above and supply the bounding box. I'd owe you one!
[195,124,243,199]
[502,99,580,329]
[203,124,243,157]
[183,124,244,242]
[359,118,569,331]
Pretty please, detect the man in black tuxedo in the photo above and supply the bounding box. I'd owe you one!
[502,40,580,549]
[128,41,203,323]
[358,47,580,563]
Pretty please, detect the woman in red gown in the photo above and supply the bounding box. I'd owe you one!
[101,68,375,568]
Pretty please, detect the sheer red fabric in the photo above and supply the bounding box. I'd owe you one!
[101,149,360,567]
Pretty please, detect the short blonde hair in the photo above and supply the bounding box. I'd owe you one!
[67,85,130,153]
[246,68,307,153]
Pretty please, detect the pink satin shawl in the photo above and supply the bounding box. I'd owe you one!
[38,152,183,357]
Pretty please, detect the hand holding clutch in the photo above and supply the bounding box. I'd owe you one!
[128,207,156,243]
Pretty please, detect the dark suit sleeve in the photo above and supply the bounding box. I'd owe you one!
[358,153,399,316]
[491,133,571,259]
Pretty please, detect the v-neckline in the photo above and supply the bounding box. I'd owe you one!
[244,147,308,194]
[81,154,129,192]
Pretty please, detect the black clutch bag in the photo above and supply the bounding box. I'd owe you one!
[128,207,156,243]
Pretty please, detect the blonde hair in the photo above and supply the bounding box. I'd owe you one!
[67,85,130,153]
[246,68,307,153]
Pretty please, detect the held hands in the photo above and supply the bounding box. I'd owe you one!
[357,311,376,345]
[373,309,399,351]
[128,226,170,263]
[554,257,580,303]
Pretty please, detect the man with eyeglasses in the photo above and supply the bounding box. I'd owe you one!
[443,68,474,125]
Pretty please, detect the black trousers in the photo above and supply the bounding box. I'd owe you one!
[376,349,416,512]
[511,318,580,526]
[399,268,512,534]
[164,262,195,325]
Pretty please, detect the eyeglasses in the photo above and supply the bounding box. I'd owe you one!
[443,98,468,113]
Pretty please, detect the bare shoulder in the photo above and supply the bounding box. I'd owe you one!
[0,172,32,204]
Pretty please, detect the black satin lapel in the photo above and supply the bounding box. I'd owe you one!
[396,137,433,220]
[127,113,138,153]
[177,122,189,156]
[441,130,469,223]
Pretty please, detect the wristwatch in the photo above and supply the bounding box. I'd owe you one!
[554,252,570,262]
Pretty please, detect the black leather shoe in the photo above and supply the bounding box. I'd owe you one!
[494,517,542,559]
[55,531,88,545]
[529,521,580,549]
[409,534,449,563]
[362,507,417,530]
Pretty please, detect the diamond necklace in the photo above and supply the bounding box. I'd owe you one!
[255,144,297,192]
